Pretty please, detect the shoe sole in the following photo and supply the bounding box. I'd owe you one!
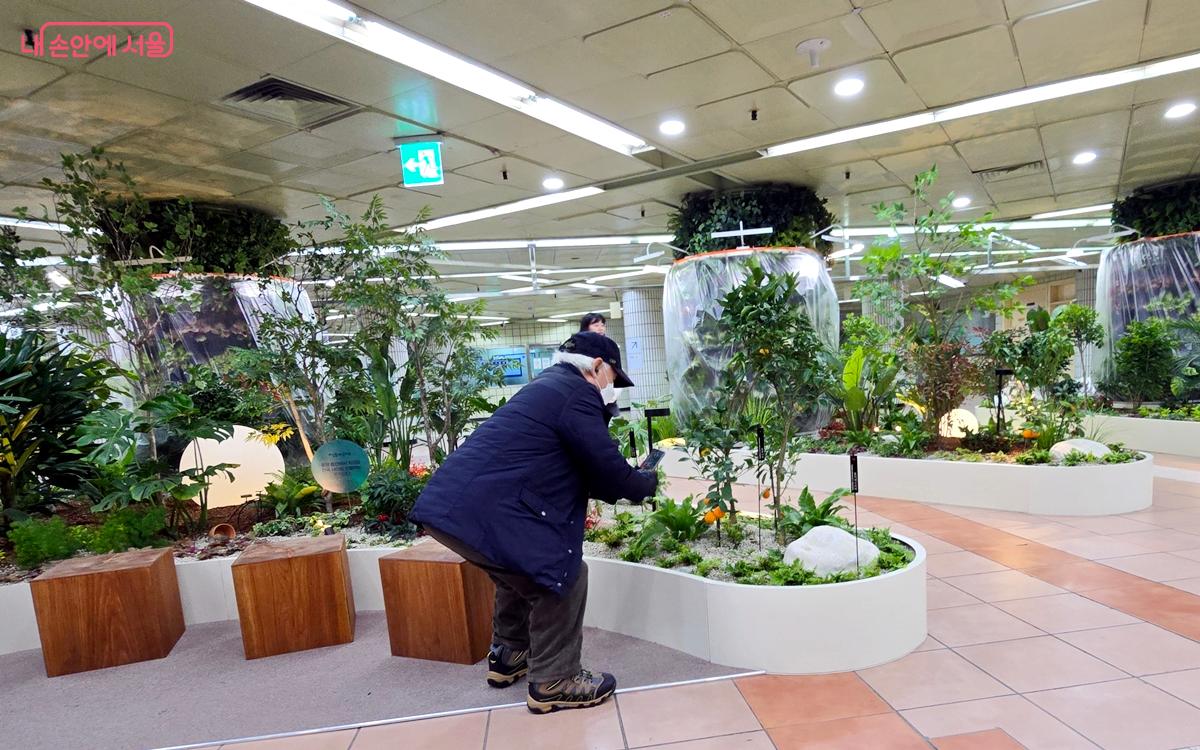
[525,688,615,714]
[487,667,528,688]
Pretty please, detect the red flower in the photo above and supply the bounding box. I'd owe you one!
[376,514,388,522]
[409,463,430,478]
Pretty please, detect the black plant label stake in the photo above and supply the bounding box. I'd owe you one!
[850,452,861,575]
[756,424,765,550]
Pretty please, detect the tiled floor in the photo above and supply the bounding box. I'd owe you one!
[211,453,1200,750]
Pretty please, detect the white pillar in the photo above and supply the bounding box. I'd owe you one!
[619,286,668,405]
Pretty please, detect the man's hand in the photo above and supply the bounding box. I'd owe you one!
[636,468,659,503]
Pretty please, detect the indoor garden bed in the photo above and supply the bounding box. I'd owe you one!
[1082,412,1200,458]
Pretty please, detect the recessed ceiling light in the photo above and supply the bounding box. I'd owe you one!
[1165,101,1197,119]
[1072,151,1097,165]
[542,176,565,190]
[951,196,972,208]
[833,77,865,97]
[658,119,685,136]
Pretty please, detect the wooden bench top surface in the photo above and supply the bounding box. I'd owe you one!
[380,539,465,564]
[34,548,172,581]
[234,534,346,566]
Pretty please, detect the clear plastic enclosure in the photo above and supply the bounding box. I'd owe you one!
[1094,232,1200,376]
[663,247,840,427]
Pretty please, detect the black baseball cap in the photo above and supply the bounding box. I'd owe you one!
[559,331,634,388]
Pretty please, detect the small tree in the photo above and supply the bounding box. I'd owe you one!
[1112,319,1177,406]
[719,257,832,534]
[1051,303,1104,391]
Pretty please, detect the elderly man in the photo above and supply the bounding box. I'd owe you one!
[409,332,657,714]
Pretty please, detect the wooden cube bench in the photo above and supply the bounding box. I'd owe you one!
[231,534,355,659]
[379,541,495,664]
[30,548,185,677]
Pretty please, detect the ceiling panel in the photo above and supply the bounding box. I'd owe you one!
[646,51,775,107]
[940,106,1040,142]
[582,6,731,76]
[206,151,309,183]
[249,132,376,170]
[692,0,851,45]
[789,60,926,127]
[0,51,64,98]
[104,130,235,170]
[278,44,427,107]
[354,0,445,22]
[310,112,433,155]
[859,124,951,160]
[983,171,1054,202]
[693,87,835,145]
[0,184,58,216]
[512,137,652,182]
[1133,68,1200,106]
[1038,110,1130,170]
[1140,0,1200,59]
[164,0,336,70]
[1031,88,1133,127]
[156,106,292,150]
[453,157,585,193]
[452,111,587,154]
[86,42,258,104]
[744,12,884,80]
[155,167,272,200]
[28,73,188,130]
[894,26,1023,107]
[955,128,1045,172]
[375,80,507,131]
[489,39,633,97]
[861,0,1007,51]
[1012,0,1146,84]
[504,0,664,37]
[392,0,574,65]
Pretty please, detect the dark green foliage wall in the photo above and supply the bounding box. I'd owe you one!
[1114,179,1200,240]
[669,184,836,256]
[156,203,294,273]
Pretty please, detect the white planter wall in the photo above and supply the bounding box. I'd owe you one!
[666,448,1153,516]
[1,545,927,674]
[584,537,927,674]
[1084,414,1200,458]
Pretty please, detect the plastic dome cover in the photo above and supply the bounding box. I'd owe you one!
[663,247,840,426]
[1094,232,1200,377]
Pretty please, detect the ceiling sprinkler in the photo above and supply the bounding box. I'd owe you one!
[795,38,832,68]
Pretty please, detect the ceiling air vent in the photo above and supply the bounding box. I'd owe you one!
[217,77,361,129]
[972,160,1045,183]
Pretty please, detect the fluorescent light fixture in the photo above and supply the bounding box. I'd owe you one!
[570,282,604,292]
[658,119,685,136]
[828,247,858,260]
[480,320,507,327]
[1072,150,1097,165]
[1050,255,1088,267]
[828,218,1111,237]
[240,0,648,155]
[46,269,71,288]
[762,49,1200,159]
[936,274,965,288]
[1030,203,1113,219]
[585,267,662,284]
[0,216,72,233]
[632,249,664,263]
[542,176,565,191]
[499,274,535,283]
[834,77,865,97]
[951,196,972,208]
[404,186,604,232]
[536,318,567,324]
[1165,101,1197,119]
[549,308,608,319]
[434,234,673,251]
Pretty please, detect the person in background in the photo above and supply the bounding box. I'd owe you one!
[409,332,656,714]
[579,312,606,335]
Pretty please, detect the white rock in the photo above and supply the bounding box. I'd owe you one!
[1049,438,1111,460]
[783,525,880,577]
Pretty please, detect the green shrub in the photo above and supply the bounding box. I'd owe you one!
[7,517,84,568]
[257,466,322,519]
[1112,319,1177,405]
[778,486,850,542]
[252,516,306,537]
[361,461,428,523]
[695,559,721,578]
[1015,448,1053,465]
[646,496,708,543]
[87,506,168,553]
[1061,449,1095,466]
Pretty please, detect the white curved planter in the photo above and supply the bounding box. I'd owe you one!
[1084,414,1200,458]
[793,452,1154,516]
[0,544,927,674]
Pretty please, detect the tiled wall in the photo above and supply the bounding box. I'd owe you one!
[620,286,669,405]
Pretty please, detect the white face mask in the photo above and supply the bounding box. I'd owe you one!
[595,365,618,404]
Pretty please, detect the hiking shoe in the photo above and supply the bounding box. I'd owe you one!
[486,644,529,688]
[526,669,617,714]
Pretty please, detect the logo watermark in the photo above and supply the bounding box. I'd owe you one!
[20,21,174,59]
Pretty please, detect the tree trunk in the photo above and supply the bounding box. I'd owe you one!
[284,392,315,461]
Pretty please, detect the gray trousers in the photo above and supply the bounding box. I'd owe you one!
[424,527,588,684]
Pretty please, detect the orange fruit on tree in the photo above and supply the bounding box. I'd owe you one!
[762,488,771,499]
[713,507,726,520]
[703,510,717,524]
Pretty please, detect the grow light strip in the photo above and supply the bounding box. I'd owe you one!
[1030,203,1114,219]
[240,0,647,155]
[761,50,1200,158]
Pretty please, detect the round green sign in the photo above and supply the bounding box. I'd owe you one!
[311,440,370,493]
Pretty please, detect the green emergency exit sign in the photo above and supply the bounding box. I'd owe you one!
[399,140,444,186]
